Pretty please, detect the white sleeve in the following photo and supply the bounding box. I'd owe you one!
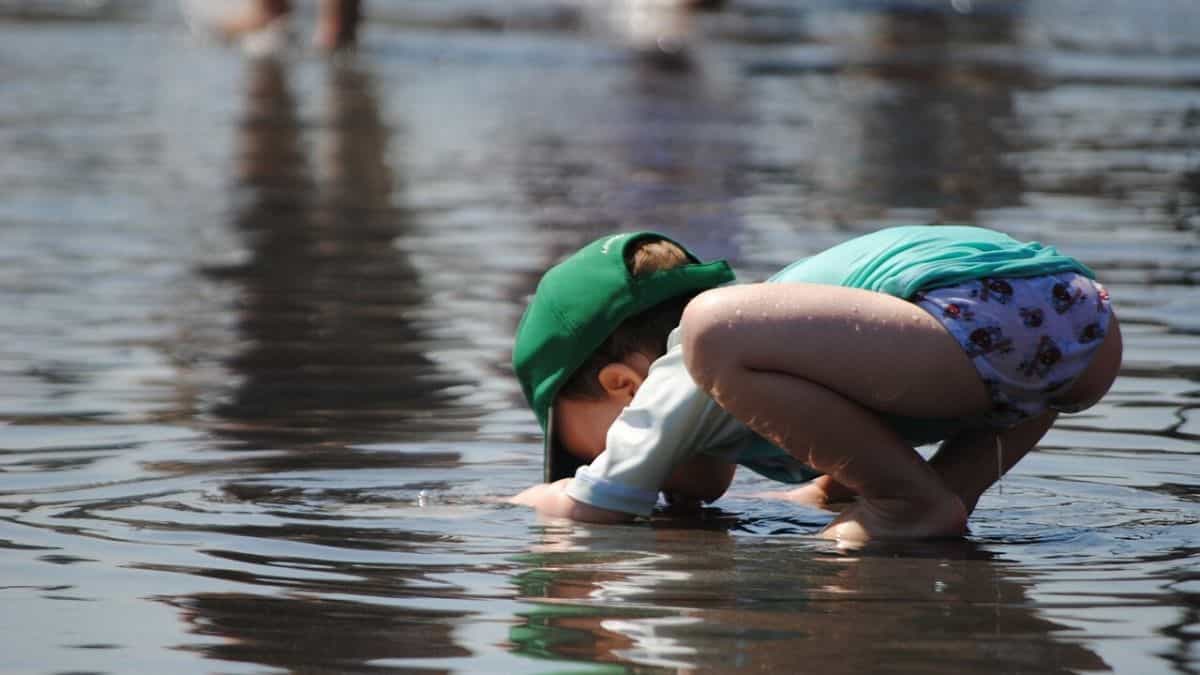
[565,336,742,516]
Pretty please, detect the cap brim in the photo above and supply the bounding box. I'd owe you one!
[544,410,585,483]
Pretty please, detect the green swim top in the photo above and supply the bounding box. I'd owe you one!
[770,225,1095,297]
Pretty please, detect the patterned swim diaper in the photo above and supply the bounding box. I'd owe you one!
[913,272,1112,429]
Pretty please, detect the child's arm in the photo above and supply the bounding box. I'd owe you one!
[512,455,736,520]
[560,342,744,519]
[513,339,736,523]
[510,479,633,523]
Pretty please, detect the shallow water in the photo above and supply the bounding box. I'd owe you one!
[1,1,1198,673]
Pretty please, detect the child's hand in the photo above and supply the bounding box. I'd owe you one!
[509,479,571,507]
[509,479,633,524]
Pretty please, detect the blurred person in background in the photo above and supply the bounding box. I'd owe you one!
[216,0,361,51]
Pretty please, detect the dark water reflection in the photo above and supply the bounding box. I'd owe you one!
[210,57,470,443]
[510,527,1111,674]
[0,1,1197,674]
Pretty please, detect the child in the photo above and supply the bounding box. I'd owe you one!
[510,226,1122,542]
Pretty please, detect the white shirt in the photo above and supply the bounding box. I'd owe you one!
[564,328,817,516]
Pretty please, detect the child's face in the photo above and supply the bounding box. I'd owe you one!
[554,395,628,462]
[553,353,652,463]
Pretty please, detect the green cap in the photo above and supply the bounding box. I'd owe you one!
[512,232,735,483]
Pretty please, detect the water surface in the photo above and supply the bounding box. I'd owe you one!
[1,1,1197,673]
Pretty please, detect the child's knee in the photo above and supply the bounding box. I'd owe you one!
[680,288,744,390]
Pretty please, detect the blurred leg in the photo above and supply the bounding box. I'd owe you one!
[314,0,362,50]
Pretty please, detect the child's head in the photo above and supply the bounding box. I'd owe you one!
[512,232,735,482]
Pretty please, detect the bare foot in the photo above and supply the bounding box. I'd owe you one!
[820,494,968,544]
[756,484,845,511]
[755,475,857,511]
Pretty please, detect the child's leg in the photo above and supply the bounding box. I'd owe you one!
[929,411,1057,515]
[776,316,1117,516]
[930,314,1121,514]
[681,283,994,541]
[775,410,1063,516]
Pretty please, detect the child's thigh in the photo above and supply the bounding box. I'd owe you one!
[681,283,991,419]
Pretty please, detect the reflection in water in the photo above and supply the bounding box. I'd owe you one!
[208,57,467,449]
[510,523,1109,674]
[737,4,1035,239]
[169,593,469,670]
[792,5,1029,227]
[855,4,1029,222]
[162,56,476,672]
[515,16,750,273]
[616,48,748,262]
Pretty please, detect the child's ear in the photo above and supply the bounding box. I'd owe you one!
[597,362,645,402]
